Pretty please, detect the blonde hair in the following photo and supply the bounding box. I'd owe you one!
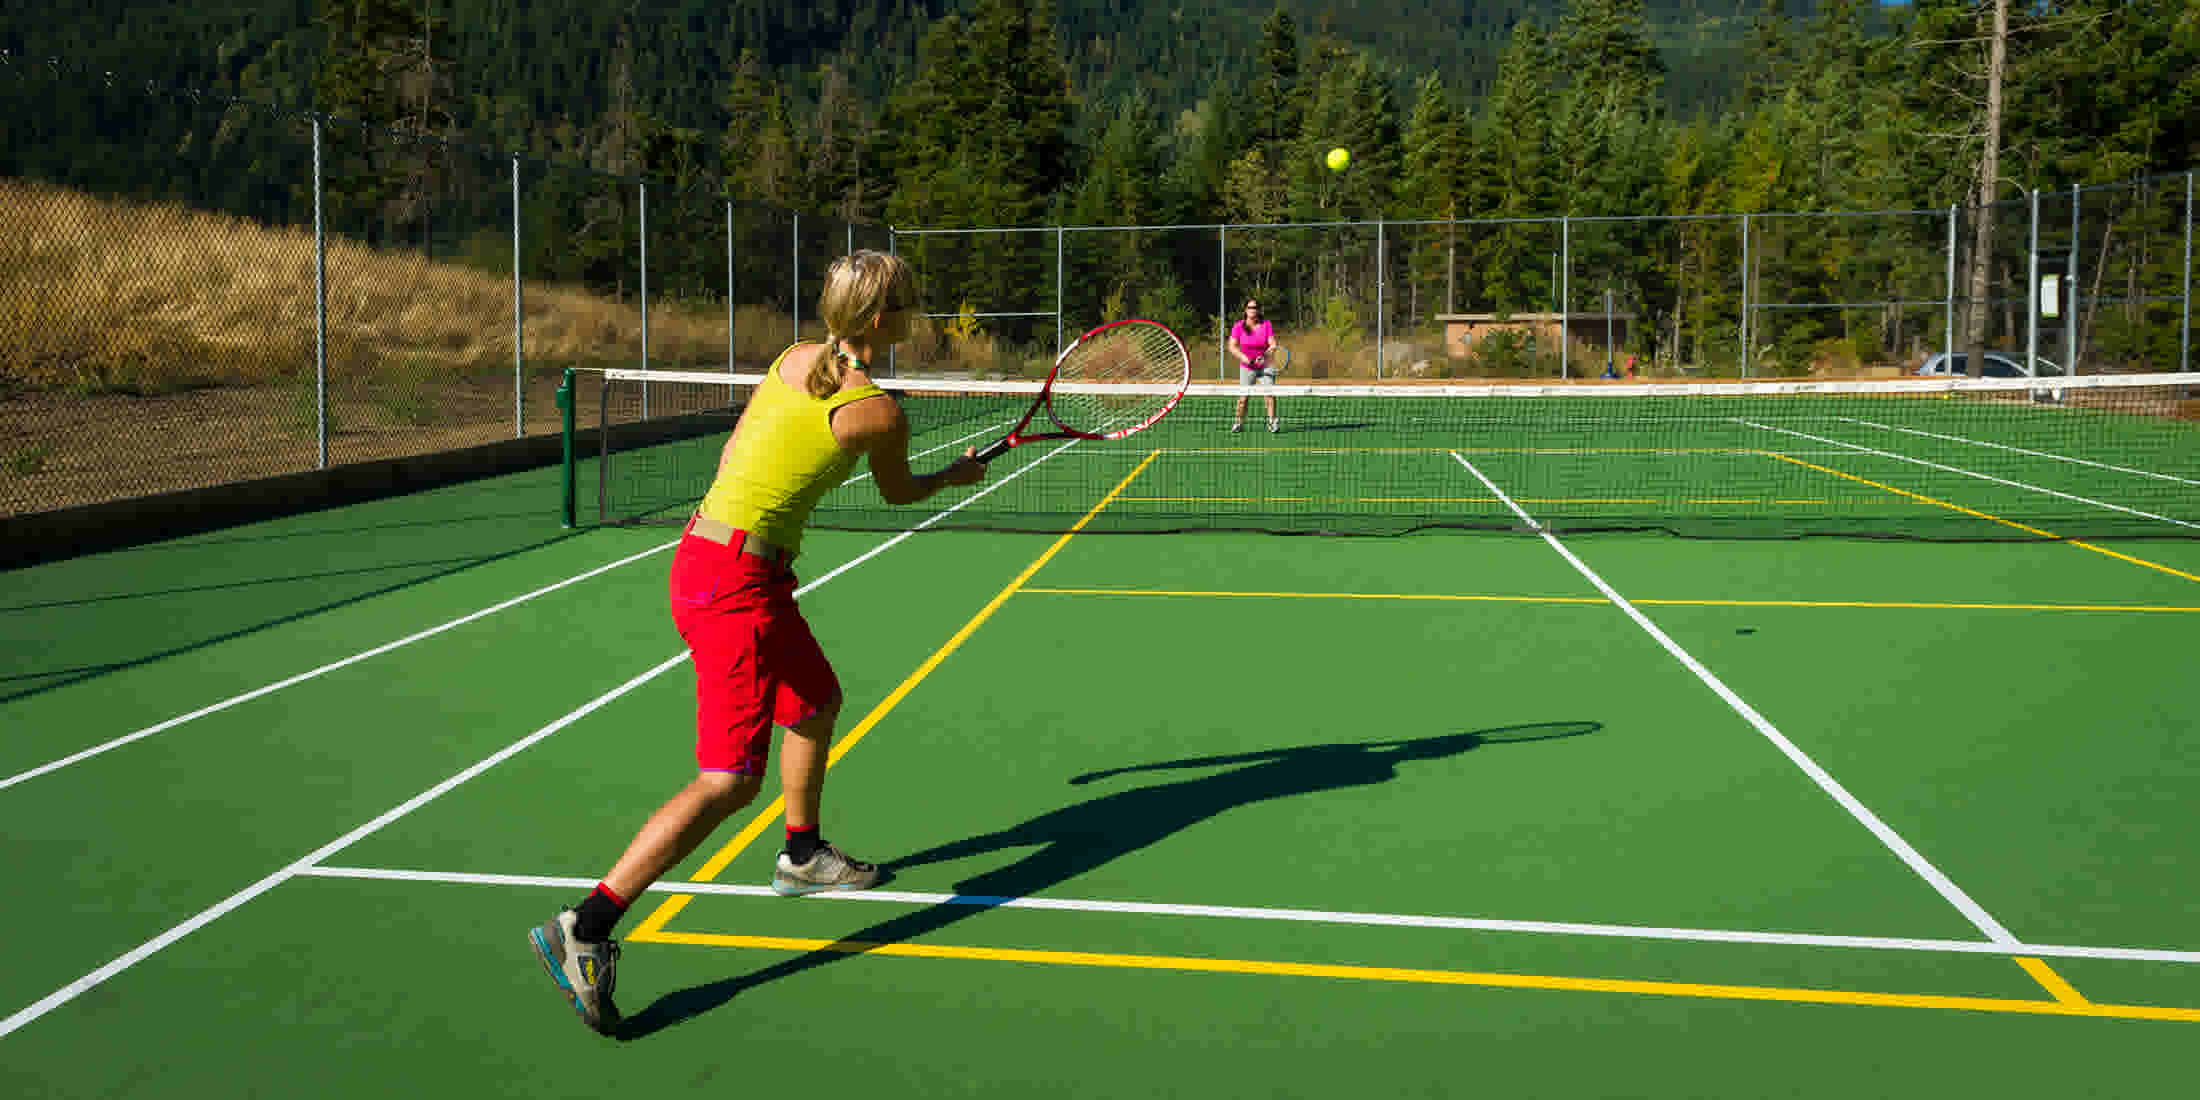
[811,250,919,398]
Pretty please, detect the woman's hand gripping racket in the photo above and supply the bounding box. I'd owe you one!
[972,319,1191,463]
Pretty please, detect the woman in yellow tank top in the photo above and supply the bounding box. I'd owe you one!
[529,251,985,1034]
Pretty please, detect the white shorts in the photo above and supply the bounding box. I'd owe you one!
[1238,366,1278,386]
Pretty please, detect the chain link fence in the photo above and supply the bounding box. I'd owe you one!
[0,56,843,520]
[901,180,2194,385]
[5,52,2194,522]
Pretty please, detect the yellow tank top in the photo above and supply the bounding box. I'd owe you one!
[696,345,886,554]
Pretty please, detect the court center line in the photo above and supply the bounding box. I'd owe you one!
[297,865,2200,966]
[0,442,1077,1041]
[1448,451,2023,948]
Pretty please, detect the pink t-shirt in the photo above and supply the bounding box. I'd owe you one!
[1231,319,1274,363]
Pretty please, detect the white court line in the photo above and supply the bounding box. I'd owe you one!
[300,864,2200,967]
[1,426,1004,795]
[1449,451,2022,947]
[1838,417,2200,489]
[0,441,1076,1040]
[1739,420,2200,533]
[1,540,678,792]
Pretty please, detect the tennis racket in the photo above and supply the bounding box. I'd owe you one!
[1264,345,1289,376]
[972,319,1190,463]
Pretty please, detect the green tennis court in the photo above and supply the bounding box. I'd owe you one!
[6,387,2200,1096]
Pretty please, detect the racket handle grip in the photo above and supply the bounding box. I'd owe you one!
[973,437,1012,463]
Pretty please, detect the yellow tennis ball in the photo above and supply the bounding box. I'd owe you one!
[1326,147,1350,172]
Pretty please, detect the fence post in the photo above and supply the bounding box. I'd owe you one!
[512,153,523,436]
[2184,172,2193,374]
[734,202,743,378]
[1055,225,1064,358]
[1742,214,1753,377]
[2066,183,2079,375]
[1945,205,1957,365]
[1561,215,1571,379]
[312,115,328,469]
[1217,225,1228,380]
[2026,188,2039,376]
[887,226,896,377]
[792,212,801,344]
[639,180,650,418]
[1375,219,1385,379]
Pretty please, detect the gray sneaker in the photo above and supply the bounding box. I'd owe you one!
[772,843,881,896]
[529,908,620,1035]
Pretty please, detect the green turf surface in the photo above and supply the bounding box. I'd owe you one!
[7,460,2200,1096]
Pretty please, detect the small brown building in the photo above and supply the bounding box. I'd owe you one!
[1438,312,1635,359]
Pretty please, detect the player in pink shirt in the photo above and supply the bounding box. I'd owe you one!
[1228,299,1283,432]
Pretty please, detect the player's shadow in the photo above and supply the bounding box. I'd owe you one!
[617,720,1601,1040]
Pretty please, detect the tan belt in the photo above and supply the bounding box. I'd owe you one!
[687,514,795,565]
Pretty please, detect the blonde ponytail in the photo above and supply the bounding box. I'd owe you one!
[808,250,918,398]
[808,334,856,399]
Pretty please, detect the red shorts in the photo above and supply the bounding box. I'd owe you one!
[667,527,840,774]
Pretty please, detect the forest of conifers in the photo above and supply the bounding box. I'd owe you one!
[4,1,2196,372]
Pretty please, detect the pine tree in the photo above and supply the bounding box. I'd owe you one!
[720,48,803,207]
[1246,7,1304,149]
[1472,22,1559,311]
[313,0,455,247]
[1397,72,1467,317]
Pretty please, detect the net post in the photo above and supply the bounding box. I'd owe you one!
[557,368,576,529]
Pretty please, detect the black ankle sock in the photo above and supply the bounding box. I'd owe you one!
[573,884,627,942]
[785,825,823,864]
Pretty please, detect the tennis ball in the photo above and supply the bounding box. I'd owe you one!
[1325,147,1350,172]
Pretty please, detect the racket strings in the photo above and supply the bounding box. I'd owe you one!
[1048,322,1188,438]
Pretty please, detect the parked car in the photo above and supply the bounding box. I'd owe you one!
[1913,351,2065,378]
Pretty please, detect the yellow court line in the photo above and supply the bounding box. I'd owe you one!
[623,929,2200,1024]
[1760,452,2200,584]
[2015,957,2091,1006]
[1114,497,1821,506]
[679,451,1165,886]
[1157,447,1757,455]
[1015,587,2200,614]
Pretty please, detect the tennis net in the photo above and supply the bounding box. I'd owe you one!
[561,368,2200,540]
